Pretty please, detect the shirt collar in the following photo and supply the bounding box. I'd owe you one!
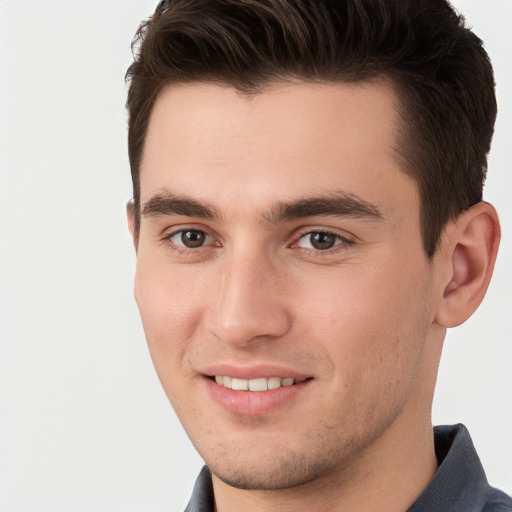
[408,423,491,511]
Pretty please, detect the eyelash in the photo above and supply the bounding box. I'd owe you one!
[161,227,354,257]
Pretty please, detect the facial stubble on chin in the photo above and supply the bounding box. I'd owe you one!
[213,441,347,491]
[206,421,367,492]
[204,375,418,493]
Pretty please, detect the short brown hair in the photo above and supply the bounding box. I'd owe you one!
[126,0,496,257]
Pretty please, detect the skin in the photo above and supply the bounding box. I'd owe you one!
[129,80,500,511]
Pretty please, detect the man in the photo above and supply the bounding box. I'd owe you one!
[125,0,511,510]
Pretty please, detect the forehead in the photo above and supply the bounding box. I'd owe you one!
[140,80,417,220]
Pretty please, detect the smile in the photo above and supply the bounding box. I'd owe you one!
[205,373,314,415]
[213,375,307,391]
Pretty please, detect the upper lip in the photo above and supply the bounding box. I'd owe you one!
[201,364,312,381]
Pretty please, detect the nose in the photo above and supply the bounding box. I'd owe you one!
[204,250,292,347]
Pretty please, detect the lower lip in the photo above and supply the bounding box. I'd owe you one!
[204,377,312,416]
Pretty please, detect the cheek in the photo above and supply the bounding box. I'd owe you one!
[133,263,220,426]
[134,258,210,381]
[294,257,432,395]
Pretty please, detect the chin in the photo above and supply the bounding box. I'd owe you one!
[204,439,346,491]
[212,458,327,491]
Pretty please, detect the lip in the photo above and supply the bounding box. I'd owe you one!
[201,364,313,416]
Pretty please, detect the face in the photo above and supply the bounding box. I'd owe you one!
[133,81,443,490]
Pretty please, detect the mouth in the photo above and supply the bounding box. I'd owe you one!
[210,375,311,391]
[202,365,314,415]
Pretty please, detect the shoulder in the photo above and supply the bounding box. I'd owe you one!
[482,488,512,512]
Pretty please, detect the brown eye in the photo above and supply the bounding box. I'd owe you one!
[310,232,336,250]
[170,229,211,249]
[297,231,344,250]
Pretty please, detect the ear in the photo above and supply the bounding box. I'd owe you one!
[126,200,138,251]
[435,202,500,328]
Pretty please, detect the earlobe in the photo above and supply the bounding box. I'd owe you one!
[435,202,500,328]
[126,200,138,251]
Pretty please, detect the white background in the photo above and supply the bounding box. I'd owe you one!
[0,1,510,510]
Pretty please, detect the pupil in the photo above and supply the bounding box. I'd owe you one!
[311,232,335,250]
[182,230,205,248]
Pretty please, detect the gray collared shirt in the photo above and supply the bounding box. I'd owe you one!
[184,424,512,511]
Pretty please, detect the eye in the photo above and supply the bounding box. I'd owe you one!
[168,229,213,249]
[296,231,346,251]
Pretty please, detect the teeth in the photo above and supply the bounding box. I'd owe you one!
[214,376,298,391]
[231,378,248,391]
[248,378,267,391]
[267,377,282,390]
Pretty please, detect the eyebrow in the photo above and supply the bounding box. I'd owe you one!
[141,190,383,223]
[142,192,219,220]
[264,193,384,223]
